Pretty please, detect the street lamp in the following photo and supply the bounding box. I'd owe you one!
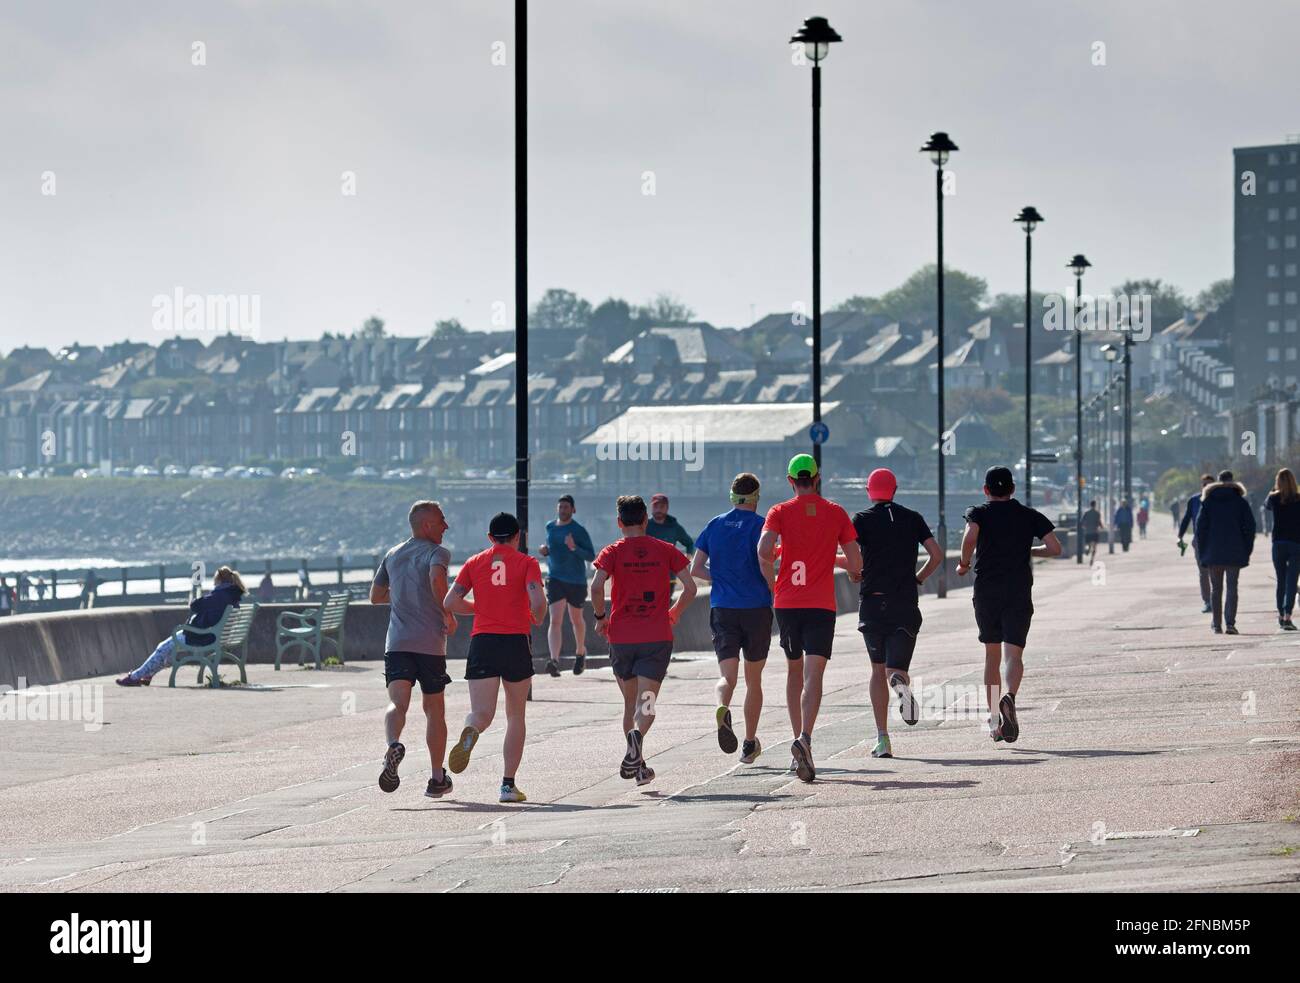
[1015,206,1044,505]
[790,15,842,469]
[1067,253,1091,564]
[514,0,529,550]
[922,130,958,598]
[1122,330,1134,506]
[1102,343,1119,553]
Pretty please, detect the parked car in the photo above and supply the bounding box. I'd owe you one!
[132,465,161,478]
[112,467,133,478]
[72,468,99,479]
[162,464,187,478]
[247,467,275,479]
[299,467,323,478]
[223,466,249,479]
[280,467,299,480]
[348,466,380,480]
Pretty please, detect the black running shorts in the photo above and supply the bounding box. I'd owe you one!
[710,607,774,663]
[384,651,451,695]
[545,578,588,607]
[775,607,837,661]
[972,587,1034,648]
[609,641,673,682]
[465,633,535,682]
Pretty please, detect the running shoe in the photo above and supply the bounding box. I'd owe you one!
[499,784,528,803]
[791,737,815,783]
[545,659,561,678]
[448,726,479,774]
[620,728,644,779]
[1202,603,1212,613]
[889,672,919,726]
[379,741,405,793]
[871,735,893,758]
[425,771,453,798]
[115,675,146,687]
[998,693,1019,743]
[1212,625,1223,634]
[1225,626,1239,635]
[739,738,762,764]
[1284,620,1298,632]
[573,654,586,675]
[716,706,739,754]
[634,763,656,786]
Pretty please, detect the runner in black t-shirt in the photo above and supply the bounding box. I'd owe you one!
[957,466,1062,744]
[851,469,944,759]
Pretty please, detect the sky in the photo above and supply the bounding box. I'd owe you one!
[2,0,1298,353]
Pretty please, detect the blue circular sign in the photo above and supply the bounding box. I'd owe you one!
[809,421,830,445]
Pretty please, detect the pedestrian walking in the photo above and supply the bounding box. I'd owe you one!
[1178,474,1215,613]
[1265,467,1300,631]
[1195,470,1256,635]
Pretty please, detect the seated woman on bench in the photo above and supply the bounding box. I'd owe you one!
[116,567,247,687]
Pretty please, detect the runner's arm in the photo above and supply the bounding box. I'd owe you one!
[527,579,547,625]
[370,561,390,604]
[917,536,943,582]
[1032,532,1063,558]
[589,569,609,617]
[573,527,596,563]
[669,566,698,623]
[443,581,474,616]
[431,564,455,634]
[689,548,711,582]
[676,525,695,554]
[957,522,978,574]
[840,540,863,581]
[757,530,778,593]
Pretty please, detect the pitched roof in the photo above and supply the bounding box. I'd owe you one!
[578,402,838,445]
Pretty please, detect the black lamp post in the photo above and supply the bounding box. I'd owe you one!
[1122,330,1134,505]
[790,15,842,469]
[1067,254,1091,563]
[514,0,529,549]
[1015,206,1044,505]
[922,130,958,598]
[1101,343,1119,553]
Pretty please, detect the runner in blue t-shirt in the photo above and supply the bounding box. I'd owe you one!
[689,472,773,764]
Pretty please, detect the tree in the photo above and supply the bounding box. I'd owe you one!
[1110,279,1190,332]
[531,289,592,331]
[1194,278,1233,312]
[985,290,1051,326]
[635,292,694,324]
[834,265,988,328]
[354,316,385,339]
[433,318,467,339]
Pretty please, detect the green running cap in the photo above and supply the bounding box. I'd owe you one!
[787,453,818,479]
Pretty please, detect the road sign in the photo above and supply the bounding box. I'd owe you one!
[809,421,829,445]
[1028,452,1058,463]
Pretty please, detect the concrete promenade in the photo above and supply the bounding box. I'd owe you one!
[1,537,1296,892]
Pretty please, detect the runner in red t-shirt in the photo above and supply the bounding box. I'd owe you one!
[758,454,861,783]
[443,512,546,802]
[590,495,696,786]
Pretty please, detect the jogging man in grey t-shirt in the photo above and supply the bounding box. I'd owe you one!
[370,500,457,798]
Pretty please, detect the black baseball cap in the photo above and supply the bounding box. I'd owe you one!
[984,466,1014,496]
[489,512,520,540]
[557,494,575,508]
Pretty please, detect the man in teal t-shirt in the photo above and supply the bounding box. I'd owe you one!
[539,494,596,677]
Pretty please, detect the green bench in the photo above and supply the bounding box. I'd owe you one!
[167,602,258,689]
[275,592,349,670]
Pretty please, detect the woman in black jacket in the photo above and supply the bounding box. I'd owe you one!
[116,567,247,686]
[1266,468,1300,630]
